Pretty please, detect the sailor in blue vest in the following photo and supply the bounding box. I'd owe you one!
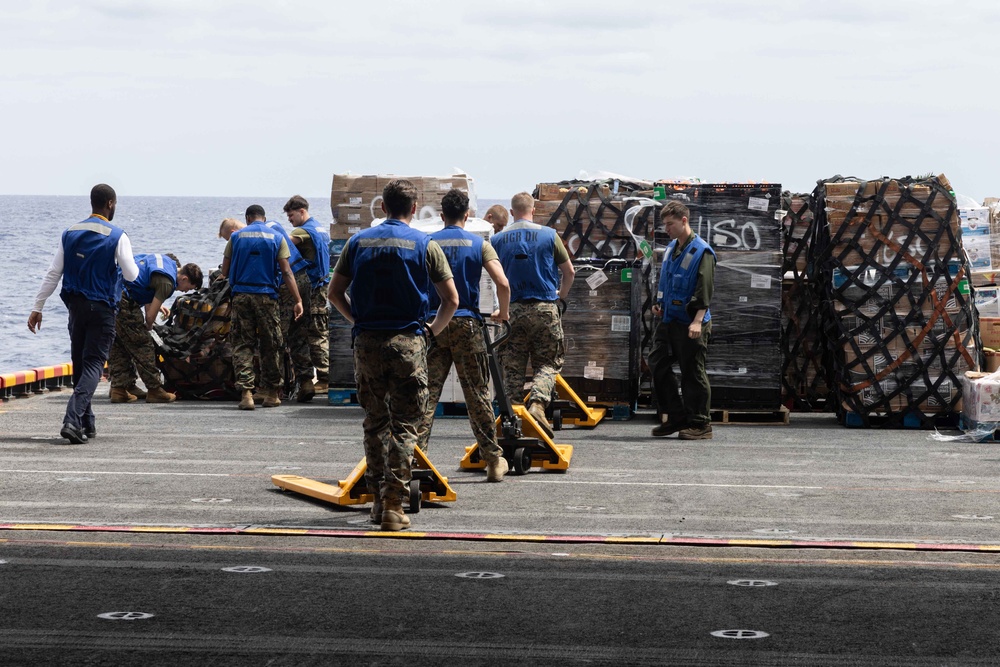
[108,253,203,404]
[221,205,304,411]
[649,200,716,440]
[28,184,140,445]
[328,179,459,531]
[491,191,576,438]
[284,195,331,402]
[415,189,512,482]
[263,216,314,402]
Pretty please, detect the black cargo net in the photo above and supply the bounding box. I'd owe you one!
[814,175,980,427]
[155,278,239,400]
[780,193,832,411]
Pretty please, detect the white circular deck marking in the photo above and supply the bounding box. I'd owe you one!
[0,560,7,565]
[551,553,571,557]
[728,579,779,587]
[455,572,505,580]
[191,498,233,503]
[98,612,154,621]
[753,528,797,535]
[56,477,95,483]
[222,566,272,573]
[953,514,993,521]
[711,629,769,639]
[267,466,302,471]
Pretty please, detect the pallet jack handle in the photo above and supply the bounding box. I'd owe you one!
[482,321,521,438]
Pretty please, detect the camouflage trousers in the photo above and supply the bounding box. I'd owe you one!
[354,329,428,503]
[501,301,564,408]
[230,293,283,391]
[278,270,313,383]
[309,284,330,384]
[108,296,163,390]
[416,317,502,463]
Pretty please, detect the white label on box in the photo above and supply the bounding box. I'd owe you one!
[438,181,452,191]
[774,209,788,220]
[751,274,772,289]
[346,213,361,222]
[584,364,605,381]
[348,196,363,205]
[738,367,748,374]
[348,226,361,234]
[748,197,770,212]
[586,271,610,290]
[739,295,748,302]
[611,316,631,332]
[588,395,598,402]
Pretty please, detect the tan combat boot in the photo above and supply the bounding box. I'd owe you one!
[369,497,383,524]
[145,386,176,403]
[486,456,509,482]
[238,389,255,410]
[296,379,315,403]
[380,499,410,531]
[109,387,137,403]
[527,400,554,439]
[125,384,147,399]
[313,381,328,394]
[261,387,281,408]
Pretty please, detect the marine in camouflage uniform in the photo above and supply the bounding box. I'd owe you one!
[308,284,330,388]
[230,292,284,391]
[491,193,575,434]
[285,196,330,395]
[277,267,313,385]
[327,178,458,531]
[109,295,164,392]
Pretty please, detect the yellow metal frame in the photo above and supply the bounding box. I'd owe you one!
[549,374,607,427]
[460,404,573,471]
[272,447,457,507]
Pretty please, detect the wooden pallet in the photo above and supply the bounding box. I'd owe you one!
[710,406,790,425]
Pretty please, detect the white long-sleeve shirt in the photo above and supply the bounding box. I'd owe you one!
[31,231,140,313]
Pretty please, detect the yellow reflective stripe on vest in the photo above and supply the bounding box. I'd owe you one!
[68,222,113,236]
[358,238,416,250]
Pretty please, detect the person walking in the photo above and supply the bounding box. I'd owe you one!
[490,192,575,438]
[28,184,140,444]
[648,199,716,440]
[416,189,511,482]
[328,179,458,531]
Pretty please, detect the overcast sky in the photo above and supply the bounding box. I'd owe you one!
[2,0,998,202]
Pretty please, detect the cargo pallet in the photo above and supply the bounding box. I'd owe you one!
[841,410,959,430]
[711,406,789,425]
[327,387,359,406]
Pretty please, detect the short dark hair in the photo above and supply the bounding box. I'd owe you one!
[441,188,469,223]
[245,204,266,221]
[661,200,690,221]
[180,263,204,289]
[91,184,116,210]
[283,195,309,213]
[382,179,419,218]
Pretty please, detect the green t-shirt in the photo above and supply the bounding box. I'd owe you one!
[290,227,316,262]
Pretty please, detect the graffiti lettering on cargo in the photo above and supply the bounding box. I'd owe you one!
[694,216,761,251]
[881,230,927,265]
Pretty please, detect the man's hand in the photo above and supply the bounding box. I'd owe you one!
[293,302,304,321]
[27,311,42,334]
[652,304,662,318]
[688,321,702,339]
[489,309,509,323]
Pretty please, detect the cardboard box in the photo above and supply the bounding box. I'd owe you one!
[981,317,1000,349]
[961,371,1000,423]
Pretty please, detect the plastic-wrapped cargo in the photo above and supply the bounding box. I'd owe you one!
[780,193,831,410]
[652,183,784,411]
[813,174,979,427]
[561,259,641,407]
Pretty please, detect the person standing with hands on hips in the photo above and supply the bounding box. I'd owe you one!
[27,184,140,444]
[648,199,716,440]
[328,179,459,532]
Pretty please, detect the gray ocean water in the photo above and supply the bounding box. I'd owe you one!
[0,194,505,374]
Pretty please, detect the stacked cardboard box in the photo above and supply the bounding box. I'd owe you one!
[330,172,477,241]
[815,175,978,426]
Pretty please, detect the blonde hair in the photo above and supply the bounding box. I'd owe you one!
[510,192,534,218]
[485,204,508,227]
[218,217,244,239]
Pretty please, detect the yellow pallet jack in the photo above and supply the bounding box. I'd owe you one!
[272,445,457,513]
[544,374,607,430]
[460,322,573,474]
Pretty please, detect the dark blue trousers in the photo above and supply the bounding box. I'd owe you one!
[63,294,116,430]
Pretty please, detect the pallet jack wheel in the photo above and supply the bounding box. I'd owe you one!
[552,408,563,431]
[408,479,421,513]
[512,447,532,475]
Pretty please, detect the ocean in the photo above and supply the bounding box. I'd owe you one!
[0,194,505,374]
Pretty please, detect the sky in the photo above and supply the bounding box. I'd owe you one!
[2,0,999,202]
